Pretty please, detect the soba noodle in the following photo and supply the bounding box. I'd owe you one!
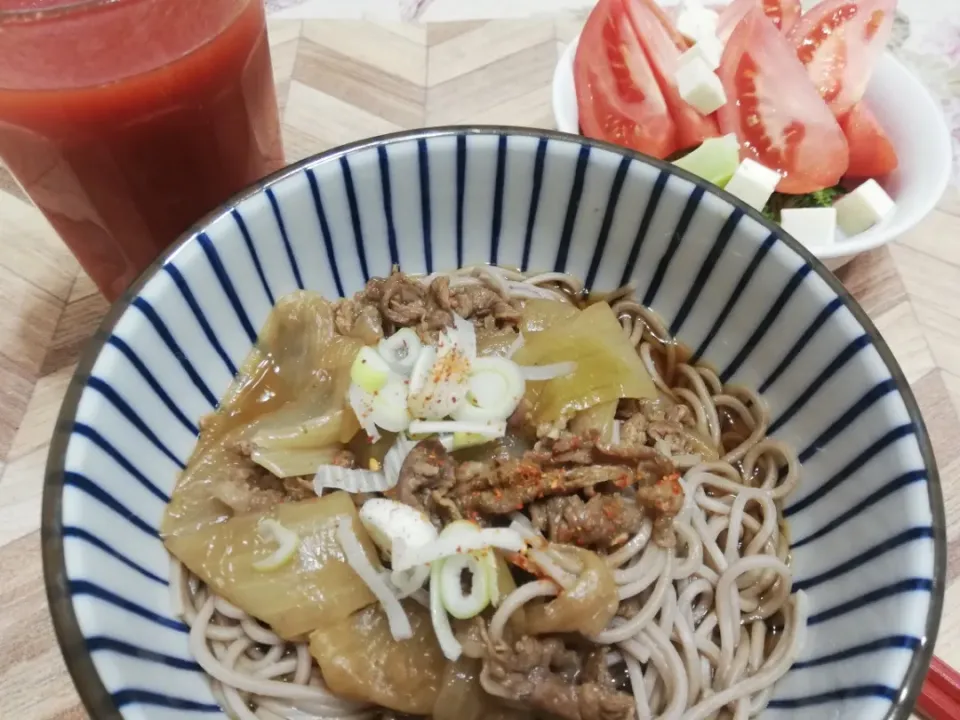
[169,266,808,720]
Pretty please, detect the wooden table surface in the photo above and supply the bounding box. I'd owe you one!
[1,16,958,719]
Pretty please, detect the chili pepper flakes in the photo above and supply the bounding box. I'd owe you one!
[505,551,546,580]
[658,472,682,494]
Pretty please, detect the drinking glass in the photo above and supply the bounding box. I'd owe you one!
[0,0,284,300]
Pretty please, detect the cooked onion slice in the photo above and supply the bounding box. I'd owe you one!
[454,357,525,422]
[252,519,300,572]
[378,328,423,376]
[518,361,577,381]
[335,516,412,641]
[392,524,525,572]
[313,465,393,495]
[383,434,418,487]
[438,553,490,619]
[350,346,392,393]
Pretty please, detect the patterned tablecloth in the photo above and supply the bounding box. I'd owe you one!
[0,2,956,719]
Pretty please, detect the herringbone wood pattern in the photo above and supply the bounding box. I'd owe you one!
[0,16,956,718]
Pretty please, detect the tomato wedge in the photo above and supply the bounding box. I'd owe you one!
[717,8,849,194]
[631,0,690,50]
[622,0,719,152]
[763,0,802,32]
[718,0,802,43]
[574,0,676,158]
[841,101,898,177]
[787,0,895,117]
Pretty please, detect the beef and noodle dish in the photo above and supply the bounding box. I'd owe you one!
[163,266,807,720]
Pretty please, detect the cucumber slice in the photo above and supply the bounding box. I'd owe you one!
[673,133,740,188]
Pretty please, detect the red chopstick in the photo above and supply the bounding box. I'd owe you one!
[915,655,960,720]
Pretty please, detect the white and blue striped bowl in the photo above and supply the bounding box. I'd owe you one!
[43,127,945,720]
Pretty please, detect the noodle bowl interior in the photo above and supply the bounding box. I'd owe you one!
[163,266,807,720]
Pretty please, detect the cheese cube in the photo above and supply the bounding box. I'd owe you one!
[781,208,838,249]
[678,35,724,71]
[724,159,781,211]
[677,1,719,43]
[676,56,727,115]
[833,179,896,235]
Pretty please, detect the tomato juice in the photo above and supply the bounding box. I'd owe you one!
[0,0,283,300]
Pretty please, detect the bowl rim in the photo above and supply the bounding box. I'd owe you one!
[41,124,946,720]
[551,35,954,261]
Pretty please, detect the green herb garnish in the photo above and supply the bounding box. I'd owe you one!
[763,184,847,222]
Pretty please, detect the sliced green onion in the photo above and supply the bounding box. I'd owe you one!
[518,361,577,381]
[452,431,494,450]
[483,549,501,607]
[408,336,472,420]
[438,553,490,619]
[392,524,525,572]
[443,519,483,535]
[430,561,461,660]
[351,346,391,393]
[390,564,431,598]
[378,328,423,376]
[505,332,525,359]
[454,357,525,422]
[359,498,437,557]
[252,519,300,572]
[370,378,412,433]
[407,346,437,398]
[408,419,506,438]
[348,384,379,441]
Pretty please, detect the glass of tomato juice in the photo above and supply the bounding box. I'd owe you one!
[0,0,284,301]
